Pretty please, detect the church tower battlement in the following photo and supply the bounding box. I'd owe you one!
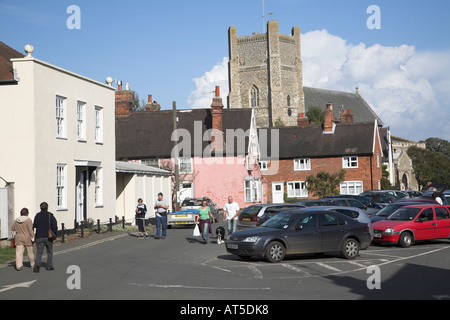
[228,20,305,127]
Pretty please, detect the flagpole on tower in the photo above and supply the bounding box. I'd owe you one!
[262,0,265,32]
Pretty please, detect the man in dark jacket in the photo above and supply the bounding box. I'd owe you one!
[33,202,57,273]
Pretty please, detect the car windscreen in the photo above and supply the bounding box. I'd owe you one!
[239,205,262,218]
[182,199,202,206]
[375,204,405,217]
[387,208,421,221]
[261,212,296,229]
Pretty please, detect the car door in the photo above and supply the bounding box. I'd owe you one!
[414,208,438,240]
[434,206,450,238]
[319,212,346,252]
[288,213,322,254]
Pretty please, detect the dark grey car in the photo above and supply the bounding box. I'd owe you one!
[226,209,372,263]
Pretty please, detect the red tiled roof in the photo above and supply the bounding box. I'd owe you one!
[0,41,24,81]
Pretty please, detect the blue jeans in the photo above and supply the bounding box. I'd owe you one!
[202,221,210,241]
[226,219,237,235]
[156,215,167,237]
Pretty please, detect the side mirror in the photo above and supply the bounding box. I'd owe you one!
[415,218,424,223]
[295,225,303,231]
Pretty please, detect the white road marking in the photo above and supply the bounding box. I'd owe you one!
[0,280,37,293]
[129,282,271,291]
[315,262,342,272]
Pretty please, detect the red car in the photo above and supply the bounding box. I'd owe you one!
[372,204,450,247]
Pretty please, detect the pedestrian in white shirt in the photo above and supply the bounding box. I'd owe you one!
[223,196,240,237]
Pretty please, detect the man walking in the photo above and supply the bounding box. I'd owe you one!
[223,196,239,237]
[154,192,169,239]
[33,202,57,273]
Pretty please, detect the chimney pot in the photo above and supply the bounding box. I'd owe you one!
[148,95,152,104]
[215,86,220,97]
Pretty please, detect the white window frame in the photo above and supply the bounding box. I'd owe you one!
[179,157,193,174]
[259,160,268,171]
[294,158,311,171]
[340,181,363,195]
[95,106,103,144]
[245,179,261,203]
[94,167,103,207]
[287,181,308,198]
[343,156,358,168]
[56,164,67,210]
[56,96,66,138]
[77,101,86,141]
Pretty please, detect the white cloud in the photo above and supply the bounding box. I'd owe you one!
[188,30,450,141]
[187,57,229,109]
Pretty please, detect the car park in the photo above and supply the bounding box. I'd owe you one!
[372,204,450,247]
[237,203,305,230]
[226,209,372,262]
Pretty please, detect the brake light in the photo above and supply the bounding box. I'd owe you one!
[252,216,260,222]
[364,224,370,233]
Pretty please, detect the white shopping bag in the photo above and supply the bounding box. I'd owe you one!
[193,224,200,237]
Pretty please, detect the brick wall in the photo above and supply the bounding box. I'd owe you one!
[263,152,383,202]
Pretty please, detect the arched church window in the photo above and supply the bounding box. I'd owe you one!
[251,85,259,108]
[287,95,291,107]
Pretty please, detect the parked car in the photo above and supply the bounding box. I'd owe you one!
[359,191,398,205]
[168,197,218,227]
[322,194,375,207]
[324,198,380,216]
[237,203,305,230]
[294,200,334,207]
[305,206,374,239]
[226,209,372,262]
[417,191,449,205]
[372,204,450,247]
[369,201,431,223]
[403,190,423,198]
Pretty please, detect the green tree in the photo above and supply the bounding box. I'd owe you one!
[425,137,450,158]
[407,145,450,190]
[306,170,346,198]
[306,106,324,125]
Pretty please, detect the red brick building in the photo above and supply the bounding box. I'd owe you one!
[260,104,383,203]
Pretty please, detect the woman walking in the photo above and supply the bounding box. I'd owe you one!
[135,198,148,239]
[11,208,35,271]
[195,199,215,244]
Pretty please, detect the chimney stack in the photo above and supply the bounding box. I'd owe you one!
[211,86,224,152]
[323,103,335,132]
[145,94,161,111]
[340,109,354,124]
[297,112,309,126]
[115,81,133,117]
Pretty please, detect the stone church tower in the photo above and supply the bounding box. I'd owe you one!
[227,20,305,127]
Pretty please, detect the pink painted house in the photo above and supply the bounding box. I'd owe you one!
[115,86,265,210]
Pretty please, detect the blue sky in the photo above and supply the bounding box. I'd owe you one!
[1,0,450,141]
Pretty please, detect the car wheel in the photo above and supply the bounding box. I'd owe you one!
[398,232,413,248]
[265,241,285,263]
[341,238,360,259]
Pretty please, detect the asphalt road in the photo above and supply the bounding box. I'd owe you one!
[1,222,450,303]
